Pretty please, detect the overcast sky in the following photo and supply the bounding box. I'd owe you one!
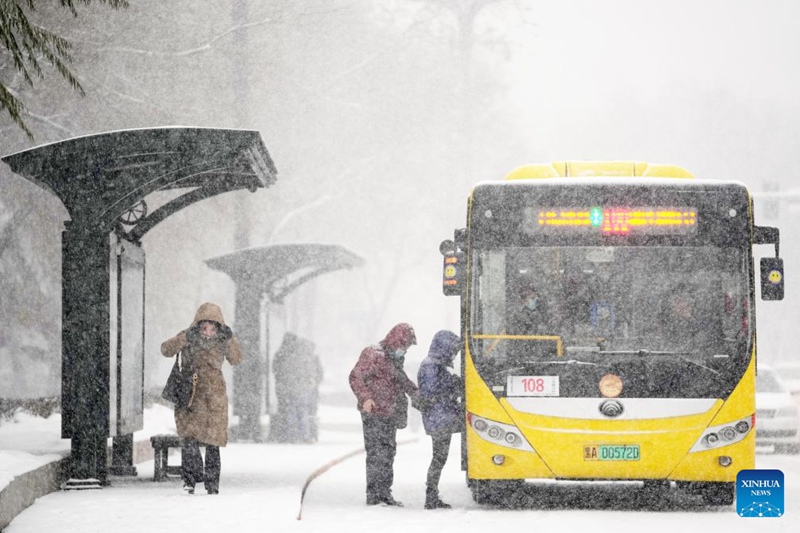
[487,0,800,179]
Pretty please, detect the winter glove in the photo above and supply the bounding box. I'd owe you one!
[186,324,202,344]
[410,393,433,413]
[176,330,189,348]
[217,324,233,341]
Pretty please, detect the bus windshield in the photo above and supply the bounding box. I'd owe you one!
[469,244,752,398]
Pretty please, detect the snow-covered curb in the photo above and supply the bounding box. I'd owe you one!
[0,404,179,528]
[0,456,68,530]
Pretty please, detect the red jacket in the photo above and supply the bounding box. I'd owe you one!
[349,344,418,419]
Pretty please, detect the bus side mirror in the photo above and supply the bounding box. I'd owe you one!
[441,239,465,296]
[439,239,457,255]
[761,257,784,301]
[454,228,467,251]
[754,225,780,257]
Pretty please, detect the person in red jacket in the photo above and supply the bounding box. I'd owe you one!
[349,323,419,506]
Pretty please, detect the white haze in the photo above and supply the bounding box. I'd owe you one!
[0,0,798,400]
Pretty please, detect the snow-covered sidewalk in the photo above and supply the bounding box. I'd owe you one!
[0,402,180,494]
[1,402,437,532]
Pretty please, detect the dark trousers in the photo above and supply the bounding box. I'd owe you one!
[181,438,220,488]
[426,432,452,492]
[361,412,397,499]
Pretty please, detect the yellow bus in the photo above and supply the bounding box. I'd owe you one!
[439,161,785,506]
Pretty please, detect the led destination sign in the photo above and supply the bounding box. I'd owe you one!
[527,207,697,236]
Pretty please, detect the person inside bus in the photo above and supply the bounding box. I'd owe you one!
[506,283,555,360]
[657,287,715,352]
[509,283,550,335]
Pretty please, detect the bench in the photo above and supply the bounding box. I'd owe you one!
[149,434,205,482]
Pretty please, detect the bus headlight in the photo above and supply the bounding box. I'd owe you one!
[468,412,535,452]
[487,426,504,440]
[690,414,753,453]
[720,427,737,441]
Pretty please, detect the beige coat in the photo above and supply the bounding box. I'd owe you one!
[161,302,242,447]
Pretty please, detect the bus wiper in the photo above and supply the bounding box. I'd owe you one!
[485,366,528,377]
[537,359,600,366]
[486,360,601,377]
[677,356,721,375]
[596,350,722,375]
[597,349,694,357]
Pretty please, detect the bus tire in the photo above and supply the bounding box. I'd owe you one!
[469,480,497,504]
[470,479,525,506]
[701,482,735,506]
[642,479,671,494]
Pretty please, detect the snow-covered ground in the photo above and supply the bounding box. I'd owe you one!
[2,403,799,532]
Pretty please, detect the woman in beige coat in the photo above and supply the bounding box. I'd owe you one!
[161,302,242,494]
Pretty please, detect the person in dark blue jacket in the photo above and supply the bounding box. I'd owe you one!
[417,330,463,509]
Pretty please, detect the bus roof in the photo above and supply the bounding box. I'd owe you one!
[503,161,694,180]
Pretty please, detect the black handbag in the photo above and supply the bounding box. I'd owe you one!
[161,351,198,408]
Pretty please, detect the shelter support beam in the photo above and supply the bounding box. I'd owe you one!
[61,223,111,484]
[232,284,264,441]
[109,435,137,476]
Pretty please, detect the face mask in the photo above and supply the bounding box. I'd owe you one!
[393,349,406,358]
[526,298,538,311]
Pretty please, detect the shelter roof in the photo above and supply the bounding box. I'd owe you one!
[2,127,276,238]
[206,243,364,302]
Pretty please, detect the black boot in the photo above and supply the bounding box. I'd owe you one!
[425,487,451,509]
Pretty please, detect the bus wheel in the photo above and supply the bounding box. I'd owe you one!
[701,482,735,506]
[470,480,525,506]
[642,480,671,494]
[470,480,497,504]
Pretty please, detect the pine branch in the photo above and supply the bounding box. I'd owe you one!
[0,78,33,138]
[58,1,129,18]
[0,0,128,139]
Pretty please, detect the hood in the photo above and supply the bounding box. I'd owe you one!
[427,330,461,367]
[192,302,227,327]
[382,323,417,351]
[276,332,299,354]
[296,335,315,355]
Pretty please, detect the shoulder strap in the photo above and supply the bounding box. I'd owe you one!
[178,348,192,372]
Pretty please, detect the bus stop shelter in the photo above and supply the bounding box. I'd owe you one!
[1,127,277,486]
[205,244,364,441]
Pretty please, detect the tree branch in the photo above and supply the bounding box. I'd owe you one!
[88,16,275,57]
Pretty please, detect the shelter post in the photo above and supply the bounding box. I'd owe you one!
[61,221,111,484]
[232,283,264,441]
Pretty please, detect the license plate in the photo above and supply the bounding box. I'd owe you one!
[506,375,559,396]
[583,444,640,461]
